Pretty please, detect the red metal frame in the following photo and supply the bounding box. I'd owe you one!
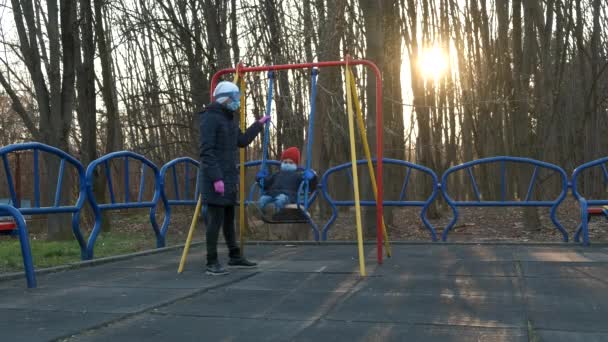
[15,152,21,208]
[210,58,385,264]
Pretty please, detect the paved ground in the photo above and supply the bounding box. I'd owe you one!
[2,242,608,341]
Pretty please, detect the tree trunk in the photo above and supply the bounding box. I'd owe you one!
[512,0,540,228]
[76,0,110,234]
[360,0,405,236]
[311,0,347,221]
[1,0,77,240]
[403,0,439,218]
[360,0,383,237]
[94,0,123,154]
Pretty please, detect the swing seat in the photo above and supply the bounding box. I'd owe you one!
[258,204,311,224]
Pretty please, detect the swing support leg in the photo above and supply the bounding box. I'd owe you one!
[178,194,203,273]
[348,67,392,258]
[345,60,366,277]
[238,76,247,254]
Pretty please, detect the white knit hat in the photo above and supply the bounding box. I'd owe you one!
[213,81,240,104]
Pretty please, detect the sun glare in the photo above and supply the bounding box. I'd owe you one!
[418,47,448,80]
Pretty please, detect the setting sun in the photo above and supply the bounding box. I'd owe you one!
[418,46,448,80]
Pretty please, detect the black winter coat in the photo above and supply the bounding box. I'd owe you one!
[198,102,263,206]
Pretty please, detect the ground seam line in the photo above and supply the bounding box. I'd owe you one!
[51,271,260,341]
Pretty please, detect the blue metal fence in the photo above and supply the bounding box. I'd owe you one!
[440,156,569,242]
[0,204,35,288]
[84,151,161,259]
[5,141,608,287]
[320,158,440,241]
[0,142,88,256]
[0,142,89,288]
[571,157,608,245]
[158,157,200,246]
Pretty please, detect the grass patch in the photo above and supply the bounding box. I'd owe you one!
[0,232,157,273]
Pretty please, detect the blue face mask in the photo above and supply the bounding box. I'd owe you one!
[281,163,297,172]
[226,99,240,112]
[215,90,241,111]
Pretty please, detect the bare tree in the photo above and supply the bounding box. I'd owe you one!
[0,0,78,239]
[311,0,349,215]
[94,0,123,153]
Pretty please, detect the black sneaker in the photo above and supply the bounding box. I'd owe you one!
[205,263,229,276]
[228,257,258,268]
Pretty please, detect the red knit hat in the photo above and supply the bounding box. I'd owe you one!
[280,147,301,165]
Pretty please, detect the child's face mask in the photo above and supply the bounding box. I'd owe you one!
[281,162,297,172]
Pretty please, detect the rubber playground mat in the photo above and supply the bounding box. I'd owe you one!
[1,242,608,341]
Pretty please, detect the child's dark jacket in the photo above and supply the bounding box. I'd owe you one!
[259,170,318,203]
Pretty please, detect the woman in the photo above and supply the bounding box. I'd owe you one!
[199,81,270,275]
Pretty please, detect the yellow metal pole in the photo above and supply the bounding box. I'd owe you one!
[348,68,392,257]
[178,194,203,273]
[238,76,246,254]
[345,62,366,277]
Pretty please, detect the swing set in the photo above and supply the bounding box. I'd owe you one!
[251,68,319,230]
[179,57,389,276]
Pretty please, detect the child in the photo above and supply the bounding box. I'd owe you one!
[257,147,317,214]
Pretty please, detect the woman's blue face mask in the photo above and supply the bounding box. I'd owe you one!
[226,99,240,111]
[216,91,241,111]
[281,162,297,172]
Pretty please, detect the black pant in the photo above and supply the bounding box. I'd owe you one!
[205,205,241,265]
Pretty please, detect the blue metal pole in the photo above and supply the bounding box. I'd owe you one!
[0,204,37,288]
[399,167,412,201]
[172,164,180,200]
[138,166,146,203]
[2,154,17,205]
[304,68,318,207]
[525,166,539,202]
[33,149,40,207]
[500,160,506,202]
[54,159,66,207]
[260,71,275,190]
[105,160,116,204]
[124,157,130,203]
[184,162,190,199]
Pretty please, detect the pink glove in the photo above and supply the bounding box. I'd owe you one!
[213,180,225,195]
[258,115,271,124]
